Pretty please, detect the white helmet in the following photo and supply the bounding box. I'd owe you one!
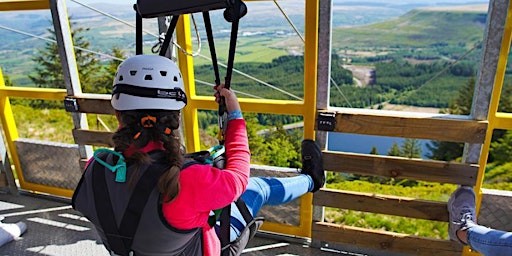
[111,55,187,111]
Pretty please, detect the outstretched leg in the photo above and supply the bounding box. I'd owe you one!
[448,186,512,256]
[225,139,325,241]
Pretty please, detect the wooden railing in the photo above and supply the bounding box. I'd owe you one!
[311,108,482,255]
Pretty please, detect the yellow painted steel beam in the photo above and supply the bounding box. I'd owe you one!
[0,69,24,193]
[467,1,512,256]
[18,182,74,198]
[0,75,72,198]
[297,0,319,239]
[494,112,512,130]
[190,96,305,115]
[257,0,319,239]
[473,0,512,204]
[0,0,49,11]
[176,15,201,153]
[0,87,66,100]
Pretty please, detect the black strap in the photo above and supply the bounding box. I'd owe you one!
[93,153,168,255]
[118,163,168,250]
[224,0,242,90]
[203,11,221,86]
[135,4,143,55]
[235,198,253,224]
[220,203,231,256]
[158,15,180,57]
[92,157,131,255]
[113,83,187,103]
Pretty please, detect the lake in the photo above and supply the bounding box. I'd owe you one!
[327,132,432,159]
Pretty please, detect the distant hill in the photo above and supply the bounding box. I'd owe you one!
[331,6,488,58]
[0,2,490,90]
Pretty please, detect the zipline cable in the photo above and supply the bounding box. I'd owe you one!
[0,24,124,61]
[273,0,352,106]
[2,1,304,101]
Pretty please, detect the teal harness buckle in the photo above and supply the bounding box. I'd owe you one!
[93,148,127,183]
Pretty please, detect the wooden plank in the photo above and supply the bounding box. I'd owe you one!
[313,188,448,221]
[312,222,463,256]
[317,109,487,143]
[68,94,114,115]
[72,129,114,147]
[0,0,49,11]
[323,151,478,186]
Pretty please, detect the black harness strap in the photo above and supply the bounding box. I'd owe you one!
[93,153,168,256]
[235,198,253,224]
[118,163,168,250]
[92,158,131,256]
[219,203,231,256]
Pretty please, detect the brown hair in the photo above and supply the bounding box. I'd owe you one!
[112,110,183,203]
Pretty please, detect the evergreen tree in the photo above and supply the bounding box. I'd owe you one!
[86,47,125,94]
[490,131,512,165]
[369,146,379,155]
[401,138,422,158]
[427,77,474,161]
[448,76,475,115]
[29,20,101,107]
[387,142,401,156]
[261,123,300,167]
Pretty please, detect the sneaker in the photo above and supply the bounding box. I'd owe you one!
[300,139,325,192]
[447,186,477,244]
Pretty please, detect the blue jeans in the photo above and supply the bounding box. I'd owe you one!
[467,225,512,256]
[215,174,313,242]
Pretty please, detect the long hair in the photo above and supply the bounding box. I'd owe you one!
[112,110,183,203]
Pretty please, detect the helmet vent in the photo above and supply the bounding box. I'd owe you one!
[173,76,178,82]
[130,70,137,76]
[144,75,152,80]
[160,71,167,76]
[118,75,124,81]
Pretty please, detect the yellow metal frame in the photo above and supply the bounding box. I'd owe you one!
[0,69,72,197]
[3,0,509,247]
[463,0,512,255]
[176,0,319,238]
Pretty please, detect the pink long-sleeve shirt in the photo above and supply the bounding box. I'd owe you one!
[162,118,250,255]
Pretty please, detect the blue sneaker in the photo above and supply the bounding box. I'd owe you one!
[447,186,477,244]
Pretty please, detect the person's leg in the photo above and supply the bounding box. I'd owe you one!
[225,175,314,241]
[465,225,512,256]
[447,186,512,256]
[241,175,314,216]
[222,139,325,242]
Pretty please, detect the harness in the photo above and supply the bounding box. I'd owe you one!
[81,147,257,256]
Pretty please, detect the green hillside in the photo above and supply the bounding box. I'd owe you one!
[332,9,486,53]
[2,6,503,109]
